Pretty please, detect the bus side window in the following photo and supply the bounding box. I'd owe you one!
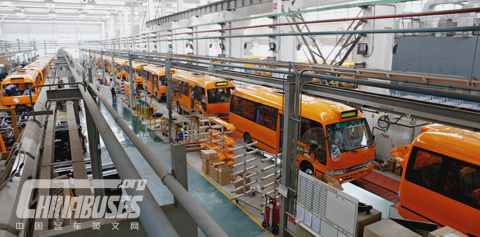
[194,86,205,103]
[181,82,190,96]
[405,148,444,190]
[241,98,257,122]
[445,160,480,209]
[258,104,278,130]
[153,75,158,86]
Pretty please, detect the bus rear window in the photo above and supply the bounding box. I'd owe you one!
[406,147,480,210]
[207,88,232,104]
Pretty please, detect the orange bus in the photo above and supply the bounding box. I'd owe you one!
[1,69,41,107]
[113,58,128,79]
[230,85,374,182]
[141,65,176,101]
[391,124,480,236]
[172,71,234,121]
[125,61,148,87]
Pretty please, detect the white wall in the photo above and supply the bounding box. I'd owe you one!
[0,21,103,58]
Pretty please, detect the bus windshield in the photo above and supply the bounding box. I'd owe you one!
[136,68,142,77]
[326,118,373,152]
[3,83,34,96]
[207,87,232,104]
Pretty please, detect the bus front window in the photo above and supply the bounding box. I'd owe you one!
[326,118,373,153]
[136,68,143,77]
[207,87,232,104]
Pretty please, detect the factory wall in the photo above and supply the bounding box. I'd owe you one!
[392,36,480,78]
[0,21,103,58]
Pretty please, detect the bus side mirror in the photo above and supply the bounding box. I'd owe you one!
[173,89,179,93]
[308,140,318,147]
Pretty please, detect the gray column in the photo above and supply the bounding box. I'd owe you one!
[279,76,296,237]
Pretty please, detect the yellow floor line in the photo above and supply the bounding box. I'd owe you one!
[116,96,268,233]
[186,159,268,232]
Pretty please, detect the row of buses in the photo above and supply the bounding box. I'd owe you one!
[1,55,55,108]
[89,53,374,182]
[90,53,479,235]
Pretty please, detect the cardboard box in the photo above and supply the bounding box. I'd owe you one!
[394,165,403,176]
[364,219,421,237]
[209,159,225,180]
[217,165,233,186]
[201,150,218,162]
[234,174,251,194]
[429,226,468,237]
[314,173,344,191]
[202,164,209,175]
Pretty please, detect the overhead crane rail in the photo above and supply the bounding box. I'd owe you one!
[83,49,480,131]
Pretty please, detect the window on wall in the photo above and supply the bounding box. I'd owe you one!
[257,104,278,130]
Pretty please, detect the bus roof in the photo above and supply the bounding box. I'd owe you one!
[233,84,364,124]
[143,65,166,75]
[413,124,480,165]
[173,70,234,89]
[132,61,148,68]
[3,69,38,83]
[114,58,128,64]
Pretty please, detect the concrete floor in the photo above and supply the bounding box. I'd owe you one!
[94,85,268,237]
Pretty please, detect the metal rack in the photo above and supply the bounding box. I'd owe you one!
[229,141,260,206]
[260,152,282,207]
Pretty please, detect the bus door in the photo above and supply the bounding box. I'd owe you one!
[298,118,327,175]
[178,82,191,111]
[152,74,158,96]
[193,86,206,113]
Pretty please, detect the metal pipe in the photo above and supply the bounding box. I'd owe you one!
[87,83,227,236]
[127,26,480,43]
[78,78,178,237]
[114,8,480,41]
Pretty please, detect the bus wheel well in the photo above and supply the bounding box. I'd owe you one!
[300,161,314,175]
[243,133,253,151]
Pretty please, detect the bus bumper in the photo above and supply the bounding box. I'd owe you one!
[334,164,374,183]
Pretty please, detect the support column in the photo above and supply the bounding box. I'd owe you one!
[161,0,166,17]
[131,3,136,36]
[165,55,173,142]
[87,67,103,199]
[128,52,135,108]
[279,76,296,237]
[171,143,187,207]
[148,0,155,21]
[101,51,105,81]
[177,0,184,12]
[111,52,115,82]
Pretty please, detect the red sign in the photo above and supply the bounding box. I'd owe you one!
[273,2,278,10]
[287,215,296,225]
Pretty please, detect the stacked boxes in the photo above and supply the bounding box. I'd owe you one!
[210,159,225,182]
[217,164,233,186]
[201,150,218,175]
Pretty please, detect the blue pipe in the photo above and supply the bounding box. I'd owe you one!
[130,26,480,43]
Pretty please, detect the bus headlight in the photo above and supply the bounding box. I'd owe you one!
[365,159,374,168]
[326,169,345,176]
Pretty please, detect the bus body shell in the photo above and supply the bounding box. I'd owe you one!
[391,124,480,236]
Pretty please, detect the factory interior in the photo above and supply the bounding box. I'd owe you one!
[0,0,480,236]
